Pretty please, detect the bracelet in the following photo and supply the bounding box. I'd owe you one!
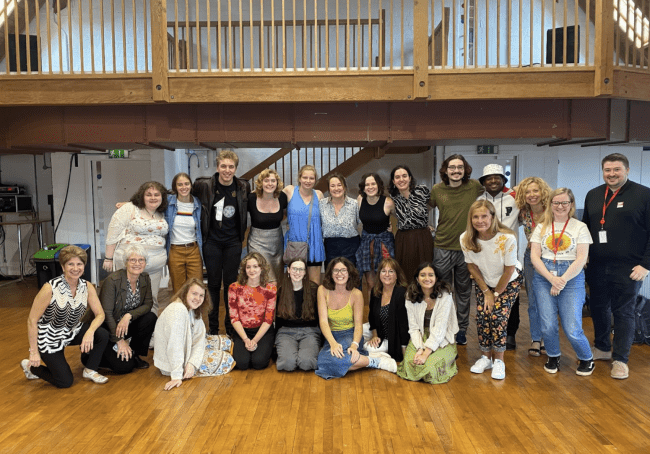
[351,341,359,347]
[105,257,113,261]
[481,288,490,293]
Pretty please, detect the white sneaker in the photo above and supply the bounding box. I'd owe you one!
[83,368,108,384]
[470,355,493,374]
[20,359,38,380]
[491,359,506,380]
[369,352,397,373]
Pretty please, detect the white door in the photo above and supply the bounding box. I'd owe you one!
[462,154,518,187]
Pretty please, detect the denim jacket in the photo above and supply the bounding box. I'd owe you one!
[165,194,203,261]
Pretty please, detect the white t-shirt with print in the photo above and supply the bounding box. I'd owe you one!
[460,232,521,288]
[530,218,593,261]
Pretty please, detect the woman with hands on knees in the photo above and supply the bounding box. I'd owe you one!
[460,200,523,380]
[530,188,594,376]
[364,257,409,362]
[396,262,459,383]
[315,257,397,379]
[21,245,109,387]
[95,245,156,373]
[229,253,277,370]
[153,278,235,390]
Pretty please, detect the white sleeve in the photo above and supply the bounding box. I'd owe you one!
[504,234,519,267]
[188,317,207,370]
[106,203,136,245]
[424,292,454,352]
[163,304,191,381]
[405,300,424,350]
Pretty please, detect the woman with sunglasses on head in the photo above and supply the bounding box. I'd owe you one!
[530,188,594,376]
[275,258,321,371]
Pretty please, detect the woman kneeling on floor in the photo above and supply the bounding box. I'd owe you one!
[397,262,459,384]
[315,257,396,379]
[153,278,235,390]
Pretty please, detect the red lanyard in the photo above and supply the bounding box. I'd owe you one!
[600,187,621,228]
[552,218,570,263]
[530,210,536,229]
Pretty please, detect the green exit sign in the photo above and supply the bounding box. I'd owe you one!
[477,145,497,154]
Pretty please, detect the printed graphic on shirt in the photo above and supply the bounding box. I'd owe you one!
[492,234,516,255]
[542,231,576,257]
[223,205,235,219]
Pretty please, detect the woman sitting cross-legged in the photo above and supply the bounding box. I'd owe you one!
[397,262,459,383]
[315,257,397,379]
[229,253,277,371]
[94,244,157,373]
[364,257,410,362]
[274,258,321,371]
[153,278,235,390]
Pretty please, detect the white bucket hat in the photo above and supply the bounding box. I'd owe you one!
[479,164,508,185]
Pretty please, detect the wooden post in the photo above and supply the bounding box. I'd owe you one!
[594,0,614,96]
[413,0,429,100]
[150,0,170,102]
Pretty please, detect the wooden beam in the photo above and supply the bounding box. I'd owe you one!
[150,0,169,102]
[240,147,295,181]
[315,147,378,192]
[412,0,429,100]
[594,0,614,96]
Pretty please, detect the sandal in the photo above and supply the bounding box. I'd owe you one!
[83,368,108,384]
[528,341,542,357]
[541,343,546,355]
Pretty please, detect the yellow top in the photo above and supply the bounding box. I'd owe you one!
[326,291,354,331]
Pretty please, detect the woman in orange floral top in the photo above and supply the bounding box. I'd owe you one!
[228,252,277,370]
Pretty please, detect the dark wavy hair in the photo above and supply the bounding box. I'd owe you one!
[439,154,472,185]
[322,257,360,291]
[372,257,408,297]
[388,165,417,197]
[326,173,347,193]
[358,173,385,198]
[276,258,318,320]
[130,181,169,212]
[406,262,452,303]
[236,252,271,287]
[168,277,213,320]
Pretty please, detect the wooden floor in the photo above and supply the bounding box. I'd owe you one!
[3,277,650,454]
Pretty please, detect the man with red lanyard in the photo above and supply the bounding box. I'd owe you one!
[582,153,650,379]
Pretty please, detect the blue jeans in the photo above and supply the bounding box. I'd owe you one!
[533,258,592,360]
[586,263,642,363]
[524,248,542,342]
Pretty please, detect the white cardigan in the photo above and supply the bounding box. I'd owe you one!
[153,301,206,380]
[405,292,458,352]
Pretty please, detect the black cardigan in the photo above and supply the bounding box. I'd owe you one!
[368,285,409,362]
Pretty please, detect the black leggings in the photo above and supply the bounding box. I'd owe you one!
[233,326,275,370]
[31,323,109,388]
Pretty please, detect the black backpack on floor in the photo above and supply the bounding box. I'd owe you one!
[633,296,650,345]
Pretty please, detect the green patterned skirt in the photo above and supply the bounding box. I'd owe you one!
[397,329,458,384]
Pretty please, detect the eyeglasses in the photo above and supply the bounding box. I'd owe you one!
[332,268,349,275]
[551,201,572,207]
[127,258,146,264]
[380,269,396,275]
[448,165,464,171]
[290,267,306,273]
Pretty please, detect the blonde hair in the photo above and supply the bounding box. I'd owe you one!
[216,149,239,168]
[298,165,318,186]
[254,169,284,198]
[515,176,552,215]
[539,188,576,236]
[461,200,514,253]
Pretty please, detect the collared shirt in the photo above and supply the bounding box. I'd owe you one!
[319,196,361,238]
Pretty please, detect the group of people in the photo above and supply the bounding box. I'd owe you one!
[20,150,650,389]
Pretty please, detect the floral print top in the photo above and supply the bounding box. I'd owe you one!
[106,202,168,248]
[228,282,277,328]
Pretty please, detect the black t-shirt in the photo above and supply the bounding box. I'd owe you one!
[208,180,240,244]
[275,287,319,329]
[248,192,288,230]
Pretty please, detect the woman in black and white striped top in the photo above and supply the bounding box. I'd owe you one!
[21,245,110,388]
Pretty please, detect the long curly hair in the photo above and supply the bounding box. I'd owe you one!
[236,252,271,287]
[276,258,318,320]
[254,169,284,198]
[439,154,472,185]
[514,176,552,214]
[322,257,360,291]
[168,277,213,320]
[130,181,168,212]
[406,262,452,303]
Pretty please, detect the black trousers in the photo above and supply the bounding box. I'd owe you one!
[203,241,242,335]
[507,295,521,337]
[93,311,157,374]
[31,323,109,389]
[233,326,275,370]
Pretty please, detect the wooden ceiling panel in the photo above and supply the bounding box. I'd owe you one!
[64,106,147,144]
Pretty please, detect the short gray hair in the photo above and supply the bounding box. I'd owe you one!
[123,244,148,263]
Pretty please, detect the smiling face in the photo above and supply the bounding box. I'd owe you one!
[417,266,436,291]
[471,207,493,235]
[379,264,397,287]
[602,160,629,191]
[125,255,146,276]
[392,168,411,192]
[329,177,345,198]
[245,258,261,282]
[551,193,572,221]
[483,174,505,197]
[364,176,378,197]
[288,261,307,284]
[63,256,85,281]
[262,175,278,195]
[446,159,465,184]
[186,284,206,311]
[525,182,542,208]
[175,176,192,199]
[331,263,350,286]
[144,187,162,212]
[299,170,316,190]
[217,158,237,185]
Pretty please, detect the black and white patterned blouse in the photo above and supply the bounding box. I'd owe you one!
[37,275,88,354]
[393,185,431,230]
[379,304,390,340]
[319,196,361,238]
[123,279,141,315]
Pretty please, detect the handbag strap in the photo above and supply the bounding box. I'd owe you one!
[306,190,314,239]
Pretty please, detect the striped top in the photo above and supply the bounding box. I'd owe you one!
[393,185,431,230]
[37,275,88,354]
